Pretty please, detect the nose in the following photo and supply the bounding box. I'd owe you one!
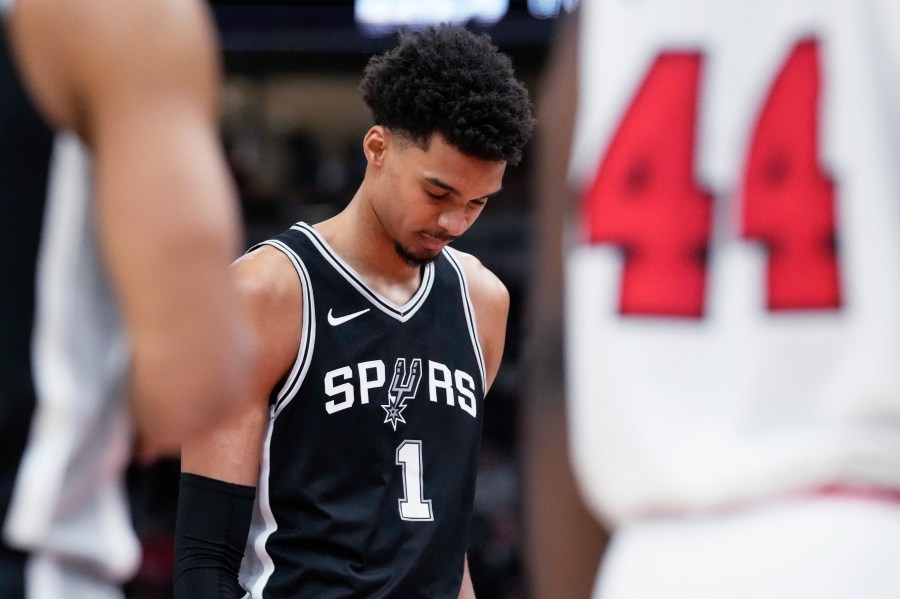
[437,209,468,238]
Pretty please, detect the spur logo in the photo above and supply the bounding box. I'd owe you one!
[382,358,422,431]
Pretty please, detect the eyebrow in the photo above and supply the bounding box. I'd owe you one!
[424,176,503,200]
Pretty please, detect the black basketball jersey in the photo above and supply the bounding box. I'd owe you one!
[240,222,487,598]
[1,10,138,597]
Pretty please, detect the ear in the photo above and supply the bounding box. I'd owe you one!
[363,126,389,166]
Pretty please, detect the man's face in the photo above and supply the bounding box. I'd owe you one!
[371,130,507,267]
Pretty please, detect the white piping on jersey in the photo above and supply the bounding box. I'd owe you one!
[241,240,315,596]
[255,239,316,416]
[292,222,435,322]
[247,419,278,599]
[443,248,487,392]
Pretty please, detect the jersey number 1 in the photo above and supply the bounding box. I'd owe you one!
[396,440,434,521]
[582,39,840,317]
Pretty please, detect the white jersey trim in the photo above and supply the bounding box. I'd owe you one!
[292,222,435,322]
[252,239,316,416]
[245,417,279,599]
[443,248,487,393]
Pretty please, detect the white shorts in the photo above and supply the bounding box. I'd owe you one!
[595,495,900,599]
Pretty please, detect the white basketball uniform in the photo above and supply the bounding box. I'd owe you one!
[566,0,900,596]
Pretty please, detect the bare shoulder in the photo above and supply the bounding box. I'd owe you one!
[232,245,303,320]
[447,248,510,316]
[447,248,510,389]
[9,0,219,134]
[180,245,299,482]
[231,245,305,382]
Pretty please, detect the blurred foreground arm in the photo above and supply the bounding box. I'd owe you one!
[10,0,257,456]
[522,10,608,599]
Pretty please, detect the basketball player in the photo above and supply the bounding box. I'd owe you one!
[174,25,534,599]
[526,0,900,597]
[1,0,256,597]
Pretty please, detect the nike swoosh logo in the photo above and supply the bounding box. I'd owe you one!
[327,308,371,326]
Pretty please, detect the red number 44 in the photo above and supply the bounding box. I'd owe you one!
[582,40,841,317]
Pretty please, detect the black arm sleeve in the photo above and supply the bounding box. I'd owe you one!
[173,472,256,599]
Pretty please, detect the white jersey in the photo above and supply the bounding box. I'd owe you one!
[566,0,900,526]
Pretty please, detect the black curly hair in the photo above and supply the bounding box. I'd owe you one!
[359,24,535,166]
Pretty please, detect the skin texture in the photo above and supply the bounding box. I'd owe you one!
[7,0,256,457]
[521,10,609,599]
[181,128,511,598]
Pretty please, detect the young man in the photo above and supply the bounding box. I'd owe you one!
[526,0,900,598]
[1,0,256,597]
[175,25,534,599]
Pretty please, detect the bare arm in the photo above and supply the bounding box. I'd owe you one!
[181,246,303,485]
[174,248,300,597]
[458,554,476,599]
[174,248,301,596]
[452,251,509,599]
[522,10,608,599]
[9,0,256,455]
[452,250,510,393]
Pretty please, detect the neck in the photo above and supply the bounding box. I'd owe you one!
[313,197,424,305]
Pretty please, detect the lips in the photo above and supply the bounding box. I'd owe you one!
[419,232,455,252]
